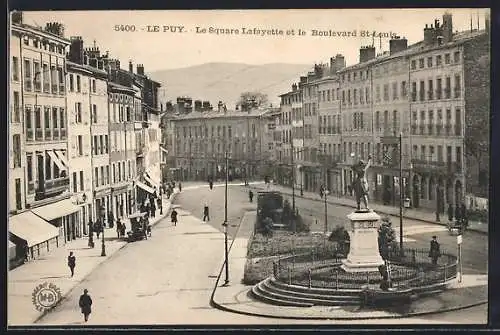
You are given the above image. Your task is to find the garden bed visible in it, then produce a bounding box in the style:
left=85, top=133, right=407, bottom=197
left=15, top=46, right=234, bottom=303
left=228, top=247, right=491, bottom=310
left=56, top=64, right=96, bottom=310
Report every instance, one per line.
left=243, top=230, right=338, bottom=285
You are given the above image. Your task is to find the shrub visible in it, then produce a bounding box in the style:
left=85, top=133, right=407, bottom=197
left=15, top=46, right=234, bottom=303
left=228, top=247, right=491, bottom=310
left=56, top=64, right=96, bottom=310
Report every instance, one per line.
left=467, top=209, right=488, bottom=222
left=328, top=225, right=350, bottom=256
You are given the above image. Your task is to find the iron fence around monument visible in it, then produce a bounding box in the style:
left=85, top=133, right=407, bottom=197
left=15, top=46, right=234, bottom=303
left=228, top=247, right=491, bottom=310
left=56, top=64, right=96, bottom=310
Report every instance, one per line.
left=273, top=247, right=458, bottom=290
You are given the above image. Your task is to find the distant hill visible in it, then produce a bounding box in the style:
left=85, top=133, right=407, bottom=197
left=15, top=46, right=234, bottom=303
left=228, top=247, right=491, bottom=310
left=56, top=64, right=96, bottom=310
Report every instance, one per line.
left=149, top=62, right=312, bottom=108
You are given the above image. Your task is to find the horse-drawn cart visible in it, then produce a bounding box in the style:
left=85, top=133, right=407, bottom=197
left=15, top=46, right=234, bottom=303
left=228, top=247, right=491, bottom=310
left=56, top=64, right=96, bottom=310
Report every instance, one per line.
left=126, top=212, right=148, bottom=242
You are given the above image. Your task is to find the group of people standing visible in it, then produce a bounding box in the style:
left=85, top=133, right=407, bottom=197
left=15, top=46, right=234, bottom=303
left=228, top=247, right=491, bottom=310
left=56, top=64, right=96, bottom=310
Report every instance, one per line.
left=447, top=203, right=469, bottom=228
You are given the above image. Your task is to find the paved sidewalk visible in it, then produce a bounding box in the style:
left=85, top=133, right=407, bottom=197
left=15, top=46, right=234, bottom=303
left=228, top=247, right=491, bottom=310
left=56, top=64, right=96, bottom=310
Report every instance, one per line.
left=8, top=191, right=178, bottom=326
left=210, top=209, right=487, bottom=321
left=248, top=183, right=488, bottom=235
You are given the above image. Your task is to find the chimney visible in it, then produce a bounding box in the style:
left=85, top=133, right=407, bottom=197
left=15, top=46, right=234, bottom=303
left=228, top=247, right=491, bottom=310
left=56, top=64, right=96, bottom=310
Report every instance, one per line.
left=300, top=76, right=307, bottom=84
left=194, top=100, right=202, bottom=112
left=136, top=64, right=144, bottom=76
left=423, top=23, right=435, bottom=45
left=129, top=60, right=133, bottom=73
left=12, top=11, right=23, bottom=24
left=359, top=46, right=376, bottom=63
left=45, top=22, right=65, bottom=37
left=442, top=12, right=453, bottom=43
left=217, top=101, right=223, bottom=113
left=334, top=54, right=346, bottom=71
left=389, top=36, right=408, bottom=55
left=69, top=36, right=84, bottom=65
left=292, top=83, right=297, bottom=91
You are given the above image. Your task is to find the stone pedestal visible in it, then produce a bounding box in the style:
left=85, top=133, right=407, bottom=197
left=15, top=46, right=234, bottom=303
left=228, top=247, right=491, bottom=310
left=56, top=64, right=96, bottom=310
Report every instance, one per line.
left=341, top=209, right=385, bottom=273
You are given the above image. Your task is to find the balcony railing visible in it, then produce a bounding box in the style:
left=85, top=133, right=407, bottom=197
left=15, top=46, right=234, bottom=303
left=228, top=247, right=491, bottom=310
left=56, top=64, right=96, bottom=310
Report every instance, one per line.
left=53, top=129, right=59, bottom=140
left=444, top=88, right=451, bottom=99
left=34, top=81, right=42, bottom=92
left=27, top=129, right=34, bottom=141
left=43, top=176, right=70, bottom=195
left=455, top=125, right=462, bottom=136
left=454, top=88, right=461, bottom=98
left=25, top=80, right=32, bottom=91
left=427, top=124, right=434, bottom=135
left=45, top=128, right=51, bottom=140
left=445, top=124, right=452, bottom=136
left=35, top=129, right=43, bottom=140
left=60, top=128, right=67, bottom=139
left=51, top=84, right=57, bottom=94
left=59, top=84, right=65, bottom=94
left=435, top=90, right=442, bottom=99
left=43, top=83, right=50, bottom=93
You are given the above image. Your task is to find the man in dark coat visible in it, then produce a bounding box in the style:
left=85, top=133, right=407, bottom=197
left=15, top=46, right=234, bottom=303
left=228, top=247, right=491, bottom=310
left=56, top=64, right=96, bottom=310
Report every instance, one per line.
left=249, top=190, right=254, bottom=203
left=171, top=209, right=178, bottom=226
left=429, top=236, right=440, bottom=265
left=68, top=252, right=76, bottom=277
left=79, top=289, right=92, bottom=322
left=178, top=182, right=182, bottom=192
left=461, top=203, right=468, bottom=228
left=447, top=203, right=454, bottom=222
left=95, top=219, right=101, bottom=239
left=203, top=204, right=210, bottom=222
left=455, top=203, right=461, bottom=225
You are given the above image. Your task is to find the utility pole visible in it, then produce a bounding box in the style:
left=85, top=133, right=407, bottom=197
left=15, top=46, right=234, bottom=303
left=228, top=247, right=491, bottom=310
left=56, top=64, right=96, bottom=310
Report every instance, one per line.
left=291, top=133, right=296, bottom=213
left=222, top=151, right=229, bottom=285
left=399, top=132, right=404, bottom=255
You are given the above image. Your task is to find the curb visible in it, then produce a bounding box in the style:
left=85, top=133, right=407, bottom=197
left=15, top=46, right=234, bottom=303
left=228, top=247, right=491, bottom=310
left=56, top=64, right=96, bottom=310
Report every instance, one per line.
left=209, top=211, right=253, bottom=310
left=32, top=197, right=177, bottom=325
left=247, top=185, right=487, bottom=235
left=209, top=194, right=487, bottom=320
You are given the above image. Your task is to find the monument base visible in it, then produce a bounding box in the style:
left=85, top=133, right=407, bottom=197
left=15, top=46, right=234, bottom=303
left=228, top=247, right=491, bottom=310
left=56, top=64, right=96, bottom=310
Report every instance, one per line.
left=341, top=257, right=385, bottom=273
left=342, top=209, right=385, bottom=273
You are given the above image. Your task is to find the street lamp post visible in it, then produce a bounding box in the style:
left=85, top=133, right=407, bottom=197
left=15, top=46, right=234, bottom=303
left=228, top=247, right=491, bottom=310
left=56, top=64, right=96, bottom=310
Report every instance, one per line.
left=324, top=189, right=329, bottom=234
left=222, top=151, right=230, bottom=285
left=399, top=132, right=404, bottom=255
left=100, top=205, right=106, bottom=257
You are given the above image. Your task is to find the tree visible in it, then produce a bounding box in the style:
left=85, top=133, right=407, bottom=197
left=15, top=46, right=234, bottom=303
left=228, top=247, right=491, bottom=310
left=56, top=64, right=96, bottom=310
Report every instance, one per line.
left=237, top=92, right=268, bottom=112
left=378, top=217, right=397, bottom=259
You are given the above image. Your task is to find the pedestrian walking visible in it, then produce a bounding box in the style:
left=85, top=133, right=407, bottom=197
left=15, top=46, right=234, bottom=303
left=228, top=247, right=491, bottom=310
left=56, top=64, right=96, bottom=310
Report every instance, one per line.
left=95, top=220, right=101, bottom=239
left=203, top=204, right=210, bottom=222
left=171, top=209, right=178, bottom=226
left=159, top=199, right=163, bottom=215
left=178, top=182, right=182, bottom=192
left=249, top=190, right=254, bottom=203
left=116, top=218, right=122, bottom=238
left=428, top=235, right=440, bottom=265
left=79, top=289, right=92, bottom=322
left=447, top=203, right=454, bottom=222
left=461, top=203, right=468, bottom=228
left=23, top=242, right=30, bottom=263
left=120, top=221, right=126, bottom=237
left=150, top=200, right=156, bottom=218
left=455, top=203, right=461, bottom=225
left=68, top=252, right=76, bottom=277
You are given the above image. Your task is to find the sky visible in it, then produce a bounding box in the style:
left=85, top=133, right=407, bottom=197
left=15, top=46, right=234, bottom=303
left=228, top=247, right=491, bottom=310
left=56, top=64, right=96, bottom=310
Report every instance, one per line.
left=22, top=9, right=489, bottom=74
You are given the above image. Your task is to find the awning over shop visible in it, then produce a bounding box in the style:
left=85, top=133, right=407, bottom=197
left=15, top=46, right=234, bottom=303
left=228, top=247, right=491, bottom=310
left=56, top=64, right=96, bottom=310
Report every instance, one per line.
left=31, top=198, right=81, bottom=221
left=9, top=240, right=16, bottom=260
left=47, top=150, right=66, bottom=171
left=9, top=212, right=59, bottom=247
left=143, top=174, right=158, bottom=189
left=146, top=169, right=161, bottom=186
left=136, top=180, right=155, bottom=194
left=54, top=150, right=69, bottom=167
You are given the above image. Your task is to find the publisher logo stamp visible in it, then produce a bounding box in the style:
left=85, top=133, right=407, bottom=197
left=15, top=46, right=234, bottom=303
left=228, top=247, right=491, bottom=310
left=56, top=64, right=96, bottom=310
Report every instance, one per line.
left=32, top=282, right=62, bottom=312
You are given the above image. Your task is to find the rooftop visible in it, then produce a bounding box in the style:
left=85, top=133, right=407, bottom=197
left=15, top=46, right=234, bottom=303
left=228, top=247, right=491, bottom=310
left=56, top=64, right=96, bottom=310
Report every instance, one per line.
left=172, top=108, right=275, bottom=121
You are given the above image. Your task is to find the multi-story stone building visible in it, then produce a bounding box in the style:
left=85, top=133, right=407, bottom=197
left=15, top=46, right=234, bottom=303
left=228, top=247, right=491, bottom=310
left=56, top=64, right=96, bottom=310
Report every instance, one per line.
left=276, top=87, right=297, bottom=186
left=168, top=107, right=275, bottom=181
left=276, top=11, right=490, bottom=213
left=317, top=55, right=344, bottom=196
left=9, top=18, right=79, bottom=259
left=66, top=37, right=109, bottom=234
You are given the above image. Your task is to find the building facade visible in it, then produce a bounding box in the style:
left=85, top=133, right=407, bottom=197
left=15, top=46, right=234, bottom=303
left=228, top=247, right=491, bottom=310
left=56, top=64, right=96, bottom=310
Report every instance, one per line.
left=276, top=12, right=490, bottom=213
left=9, top=20, right=81, bottom=260
left=168, top=108, right=275, bottom=182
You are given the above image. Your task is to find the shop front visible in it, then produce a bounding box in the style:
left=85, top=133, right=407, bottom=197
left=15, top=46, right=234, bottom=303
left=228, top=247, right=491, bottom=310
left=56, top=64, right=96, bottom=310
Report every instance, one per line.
left=31, top=198, right=83, bottom=243
left=9, top=211, right=60, bottom=261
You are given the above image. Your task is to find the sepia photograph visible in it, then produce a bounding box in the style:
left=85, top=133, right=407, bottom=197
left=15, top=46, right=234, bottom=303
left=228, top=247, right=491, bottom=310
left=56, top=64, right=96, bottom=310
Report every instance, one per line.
left=7, top=8, right=490, bottom=327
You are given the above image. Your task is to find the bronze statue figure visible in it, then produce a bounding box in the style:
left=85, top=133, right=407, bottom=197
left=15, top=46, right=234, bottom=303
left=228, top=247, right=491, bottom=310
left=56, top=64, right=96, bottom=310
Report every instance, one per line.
left=350, top=155, right=372, bottom=210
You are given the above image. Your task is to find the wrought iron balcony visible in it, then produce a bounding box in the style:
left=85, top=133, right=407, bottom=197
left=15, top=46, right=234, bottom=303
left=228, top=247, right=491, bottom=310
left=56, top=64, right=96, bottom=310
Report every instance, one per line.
left=37, top=176, right=70, bottom=198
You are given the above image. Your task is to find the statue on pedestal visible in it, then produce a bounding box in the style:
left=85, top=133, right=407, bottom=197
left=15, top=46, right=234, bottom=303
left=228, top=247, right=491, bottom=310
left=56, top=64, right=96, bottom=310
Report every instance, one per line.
left=350, top=155, right=372, bottom=211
